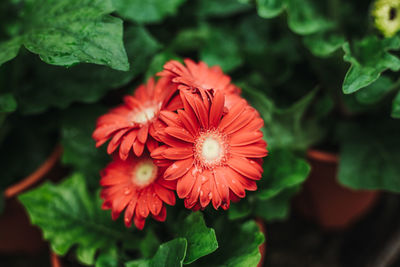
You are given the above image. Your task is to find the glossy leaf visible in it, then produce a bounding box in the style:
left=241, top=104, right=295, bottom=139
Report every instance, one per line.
left=113, top=0, right=186, bottom=24
left=197, top=0, right=253, bottom=18
left=256, top=0, right=286, bottom=18
left=257, top=150, right=310, bottom=200
left=194, top=219, right=264, bottom=267
left=179, top=212, right=218, bottom=264
left=342, top=35, right=400, bottom=94
left=0, top=0, right=129, bottom=71
left=303, top=32, right=345, bottom=57
left=125, top=238, right=187, bottom=267
left=355, top=76, right=395, bottom=105
left=19, top=173, right=138, bottom=265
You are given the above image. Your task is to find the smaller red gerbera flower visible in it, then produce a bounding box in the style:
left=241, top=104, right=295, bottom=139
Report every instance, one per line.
left=92, top=77, right=180, bottom=160
left=100, top=154, right=176, bottom=230
left=158, top=59, right=242, bottom=108
left=151, top=90, right=267, bottom=211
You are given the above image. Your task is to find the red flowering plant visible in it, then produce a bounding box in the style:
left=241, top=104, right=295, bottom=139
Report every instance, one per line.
left=3, top=0, right=400, bottom=266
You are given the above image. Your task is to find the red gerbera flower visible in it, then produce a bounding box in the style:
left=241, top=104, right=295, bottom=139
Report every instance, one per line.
left=92, top=77, right=180, bottom=160
left=158, top=59, right=242, bottom=108
left=100, top=154, right=176, bottom=230
left=151, top=90, right=267, bottom=210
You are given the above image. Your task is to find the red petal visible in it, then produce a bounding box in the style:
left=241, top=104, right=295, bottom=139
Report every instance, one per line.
left=107, top=128, right=129, bottom=154
left=162, top=146, right=193, bottom=160
left=136, top=195, right=149, bottom=218
left=124, top=198, right=138, bottom=227
left=146, top=136, right=158, bottom=152
left=230, top=142, right=268, bottom=158
left=119, top=130, right=137, bottom=160
left=224, top=109, right=256, bottom=135
left=230, top=131, right=263, bottom=146
left=228, top=156, right=262, bottom=180
left=218, top=99, right=246, bottom=131
left=152, top=206, right=167, bottom=222
left=159, top=110, right=182, bottom=127
left=164, top=158, right=194, bottom=180
left=133, top=140, right=145, bottom=157
left=154, top=184, right=175, bottom=205
left=165, top=127, right=194, bottom=143
left=177, top=171, right=196, bottom=199
left=134, top=216, right=145, bottom=230
left=209, top=90, right=225, bottom=128
left=137, top=125, right=149, bottom=144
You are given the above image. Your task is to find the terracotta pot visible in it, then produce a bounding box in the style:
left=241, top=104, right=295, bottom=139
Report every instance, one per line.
left=294, top=149, right=380, bottom=230
left=0, top=146, right=62, bottom=259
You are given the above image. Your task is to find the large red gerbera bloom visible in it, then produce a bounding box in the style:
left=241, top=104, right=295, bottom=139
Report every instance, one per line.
left=100, top=154, right=176, bottom=230
left=158, top=59, right=242, bottom=108
left=92, top=77, right=180, bottom=160
left=151, top=90, right=267, bottom=210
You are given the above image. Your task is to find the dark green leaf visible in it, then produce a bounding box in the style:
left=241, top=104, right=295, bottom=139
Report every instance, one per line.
left=355, top=76, right=395, bottom=105
left=126, top=238, right=187, bottom=267
left=1, top=0, right=129, bottom=71
left=303, top=32, right=345, bottom=57
left=392, top=91, right=400, bottom=118
left=200, top=27, right=243, bottom=72
left=0, top=93, right=17, bottom=113
left=19, top=173, right=139, bottom=265
left=113, top=0, right=186, bottom=24
left=338, top=123, right=400, bottom=191
left=61, top=105, right=109, bottom=187
left=179, top=212, right=218, bottom=264
left=243, top=86, right=322, bottom=151
left=286, top=0, right=333, bottom=35
left=197, top=0, right=253, bottom=18
left=256, top=0, right=286, bottom=18
left=342, top=35, right=400, bottom=94
left=0, top=38, right=21, bottom=66
left=195, top=220, right=264, bottom=267
left=258, top=150, right=310, bottom=200
left=254, top=187, right=300, bottom=221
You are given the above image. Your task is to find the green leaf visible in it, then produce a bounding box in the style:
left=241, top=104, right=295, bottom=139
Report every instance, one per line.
left=254, top=187, right=300, bottom=221
left=200, top=27, right=243, bottom=72
left=172, top=25, right=243, bottom=72
left=256, top=0, right=286, bottom=18
left=0, top=93, right=17, bottom=113
left=355, top=76, right=395, bottom=105
left=0, top=37, right=22, bottom=66
left=1, top=0, right=129, bottom=71
left=61, top=105, right=109, bottom=187
left=195, top=220, right=264, bottom=267
left=303, top=32, right=345, bottom=57
left=125, top=26, right=162, bottom=77
left=19, top=173, right=138, bottom=265
left=256, top=0, right=332, bottom=35
left=197, top=0, right=253, bottom=18
left=286, top=0, right=333, bottom=35
left=113, top=0, right=186, bottom=24
left=342, top=35, right=400, bottom=94
left=145, top=51, right=180, bottom=79
left=11, top=25, right=159, bottom=115
left=258, top=150, right=310, bottom=200
left=392, top=91, right=400, bottom=118
left=179, top=212, right=218, bottom=264
left=126, top=238, right=187, bottom=267
left=243, top=86, right=322, bottom=151
left=338, top=123, right=400, bottom=192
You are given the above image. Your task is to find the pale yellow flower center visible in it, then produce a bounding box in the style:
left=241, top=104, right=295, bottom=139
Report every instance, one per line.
left=133, top=160, right=157, bottom=187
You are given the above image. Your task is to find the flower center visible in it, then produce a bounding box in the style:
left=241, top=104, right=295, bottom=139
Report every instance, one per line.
left=133, top=107, right=156, bottom=124
left=132, top=160, right=158, bottom=187
left=195, top=130, right=228, bottom=168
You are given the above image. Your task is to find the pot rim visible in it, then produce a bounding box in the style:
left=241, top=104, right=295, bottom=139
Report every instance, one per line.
left=307, top=149, right=338, bottom=164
